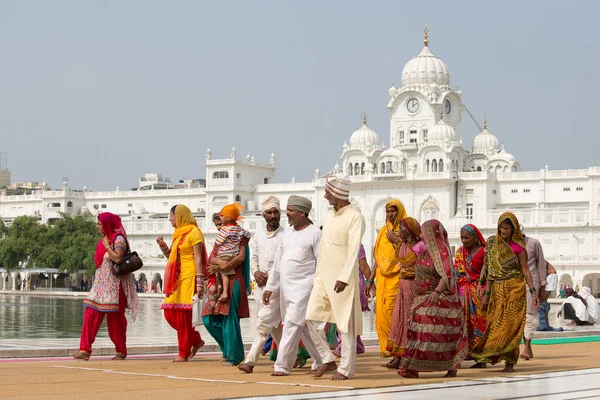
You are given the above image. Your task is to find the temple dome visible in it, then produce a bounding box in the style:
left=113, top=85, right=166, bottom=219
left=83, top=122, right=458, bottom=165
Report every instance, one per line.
left=401, top=29, right=450, bottom=87
left=349, top=115, right=379, bottom=148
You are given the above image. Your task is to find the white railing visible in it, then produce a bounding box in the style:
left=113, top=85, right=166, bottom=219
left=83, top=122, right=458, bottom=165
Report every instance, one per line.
left=485, top=209, right=589, bottom=227
left=496, top=171, right=541, bottom=181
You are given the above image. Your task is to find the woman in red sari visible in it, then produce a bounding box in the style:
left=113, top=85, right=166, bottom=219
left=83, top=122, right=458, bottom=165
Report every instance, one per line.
left=385, top=217, right=425, bottom=369
left=398, top=219, right=468, bottom=379
left=455, top=224, right=487, bottom=368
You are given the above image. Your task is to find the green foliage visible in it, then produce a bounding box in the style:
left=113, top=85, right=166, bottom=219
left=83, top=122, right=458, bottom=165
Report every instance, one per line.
left=0, top=212, right=99, bottom=273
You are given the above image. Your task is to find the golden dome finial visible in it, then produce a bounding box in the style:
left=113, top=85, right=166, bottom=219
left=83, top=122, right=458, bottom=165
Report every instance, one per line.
left=424, top=24, right=429, bottom=46
left=484, top=114, right=487, bottom=130
left=362, top=111, right=368, bottom=125
left=440, top=107, right=444, bottom=120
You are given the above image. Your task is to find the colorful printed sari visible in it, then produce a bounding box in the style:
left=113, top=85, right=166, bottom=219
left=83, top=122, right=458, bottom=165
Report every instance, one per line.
left=387, top=217, right=423, bottom=357
left=400, top=220, right=468, bottom=373
left=373, top=199, right=407, bottom=357
left=471, top=212, right=527, bottom=366
left=455, top=224, right=487, bottom=353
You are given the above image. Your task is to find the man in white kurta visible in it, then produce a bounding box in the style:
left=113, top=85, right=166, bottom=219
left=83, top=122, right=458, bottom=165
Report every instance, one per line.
left=263, top=195, right=331, bottom=376
left=306, top=175, right=366, bottom=380
left=238, top=196, right=284, bottom=373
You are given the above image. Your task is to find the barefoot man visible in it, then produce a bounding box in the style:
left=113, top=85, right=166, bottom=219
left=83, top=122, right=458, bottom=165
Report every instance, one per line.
left=306, top=175, right=366, bottom=380
left=521, top=234, right=546, bottom=360
left=238, top=196, right=285, bottom=373
left=262, top=195, right=329, bottom=376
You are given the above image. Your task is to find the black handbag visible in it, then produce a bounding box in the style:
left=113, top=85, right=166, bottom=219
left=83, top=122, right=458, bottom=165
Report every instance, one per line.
left=110, top=235, right=144, bottom=276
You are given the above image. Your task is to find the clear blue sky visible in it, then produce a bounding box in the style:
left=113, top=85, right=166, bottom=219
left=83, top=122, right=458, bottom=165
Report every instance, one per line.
left=1, top=1, right=598, bottom=190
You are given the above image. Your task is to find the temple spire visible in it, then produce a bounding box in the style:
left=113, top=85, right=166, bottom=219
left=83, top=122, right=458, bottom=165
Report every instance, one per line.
left=424, top=24, right=429, bottom=46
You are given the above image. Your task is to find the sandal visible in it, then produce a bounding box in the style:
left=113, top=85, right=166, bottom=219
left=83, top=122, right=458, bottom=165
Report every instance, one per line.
left=73, top=350, right=90, bottom=361
left=112, top=352, right=127, bottom=360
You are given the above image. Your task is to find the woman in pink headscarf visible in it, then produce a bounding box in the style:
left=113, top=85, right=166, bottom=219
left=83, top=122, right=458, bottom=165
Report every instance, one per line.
left=73, top=212, right=139, bottom=361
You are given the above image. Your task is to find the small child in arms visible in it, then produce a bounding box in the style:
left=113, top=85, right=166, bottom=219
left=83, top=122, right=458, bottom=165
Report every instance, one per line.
left=211, top=203, right=250, bottom=302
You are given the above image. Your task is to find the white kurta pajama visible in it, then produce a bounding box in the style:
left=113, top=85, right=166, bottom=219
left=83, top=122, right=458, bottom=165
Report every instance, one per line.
left=306, top=204, right=366, bottom=378
left=265, top=225, right=330, bottom=374
left=243, top=226, right=284, bottom=367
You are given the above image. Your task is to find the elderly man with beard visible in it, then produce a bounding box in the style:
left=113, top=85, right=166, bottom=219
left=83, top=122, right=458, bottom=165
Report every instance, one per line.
left=237, top=196, right=285, bottom=373
left=306, top=175, right=366, bottom=380
left=262, top=195, right=329, bottom=376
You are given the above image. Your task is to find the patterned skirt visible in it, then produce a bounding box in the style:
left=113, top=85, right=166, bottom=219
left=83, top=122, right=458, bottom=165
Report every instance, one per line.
left=400, top=291, right=468, bottom=372
left=470, top=276, right=526, bottom=365
left=457, top=279, right=487, bottom=353
left=386, top=278, right=415, bottom=357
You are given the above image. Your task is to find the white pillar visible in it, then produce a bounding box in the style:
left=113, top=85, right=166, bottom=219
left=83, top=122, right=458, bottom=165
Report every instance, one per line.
left=0, top=272, right=4, bottom=290
left=11, top=274, right=17, bottom=291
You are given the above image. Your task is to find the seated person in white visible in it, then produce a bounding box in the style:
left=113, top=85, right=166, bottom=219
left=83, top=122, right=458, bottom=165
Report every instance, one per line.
left=557, top=288, right=590, bottom=326
left=578, top=286, right=599, bottom=325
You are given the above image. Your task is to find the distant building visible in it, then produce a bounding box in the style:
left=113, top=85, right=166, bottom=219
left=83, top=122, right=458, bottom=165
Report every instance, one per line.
left=0, top=29, right=599, bottom=297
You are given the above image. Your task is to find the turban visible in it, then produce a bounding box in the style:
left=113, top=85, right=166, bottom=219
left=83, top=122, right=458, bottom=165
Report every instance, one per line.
left=261, top=196, right=281, bottom=214
left=325, top=174, right=351, bottom=201
left=287, top=195, right=312, bottom=214
left=220, top=202, right=244, bottom=222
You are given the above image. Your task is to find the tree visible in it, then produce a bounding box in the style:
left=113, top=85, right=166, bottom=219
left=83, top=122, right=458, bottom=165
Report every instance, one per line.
left=0, top=216, right=47, bottom=271
left=39, top=212, right=99, bottom=274
left=0, top=212, right=99, bottom=273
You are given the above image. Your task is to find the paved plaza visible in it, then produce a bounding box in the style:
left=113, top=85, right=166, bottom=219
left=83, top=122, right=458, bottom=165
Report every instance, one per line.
left=1, top=340, right=599, bottom=399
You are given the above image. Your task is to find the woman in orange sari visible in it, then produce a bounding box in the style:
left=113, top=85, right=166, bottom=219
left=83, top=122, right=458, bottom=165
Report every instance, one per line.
left=398, top=220, right=468, bottom=379
left=365, top=199, right=407, bottom=358
left=385, top=217, right=425, bottom=369
left=455, top=224, right=487, bottom=367
left=471, top=212, right=539, bottom=373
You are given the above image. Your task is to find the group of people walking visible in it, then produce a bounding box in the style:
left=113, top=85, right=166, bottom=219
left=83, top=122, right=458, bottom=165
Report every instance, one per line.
left=71, top=174, right=596, bottom=380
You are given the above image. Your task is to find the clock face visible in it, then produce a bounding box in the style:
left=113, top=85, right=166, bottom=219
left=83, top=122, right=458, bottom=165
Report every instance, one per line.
left=444, top=99, right=452, bottom=114
left=407, top=98, right=419, bottom=113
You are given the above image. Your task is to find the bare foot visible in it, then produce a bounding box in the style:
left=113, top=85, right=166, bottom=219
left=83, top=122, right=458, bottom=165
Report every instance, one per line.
left=470, top=362, right=487, bottom=369
left=173, top=356, right=188, bottom=362
left=519, top=353, right=531, bottom=360
left=73, top=350, right=90, bottom=361
left=443, top=369, right=457, bottom=378
left=499, top=363, right=515, bottom=373
left=382, top=357, right=401, bottom=369
left=190, top=340, right=205, bottom=359
left=398, top=369, right=419, bottom=379
left=311, top=362, right=337, bottom=377
left=271, top=371, right=290, bottom=376
left=237, top=363, right=254, bottom=373
left=219, top=357, right=227, bottom=363
left=112, top=352, right=126, bottom=361
left=331, top=372, right=348, bottom=380
left=222, top=362, right=237, bottom=367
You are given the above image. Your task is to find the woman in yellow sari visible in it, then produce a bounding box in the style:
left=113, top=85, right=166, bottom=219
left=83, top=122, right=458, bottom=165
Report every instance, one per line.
left=471, top=212, right=539, bottom=372
left=157, top=205, right=207, bottom=362
left=365, top=199, right=407, bottom=358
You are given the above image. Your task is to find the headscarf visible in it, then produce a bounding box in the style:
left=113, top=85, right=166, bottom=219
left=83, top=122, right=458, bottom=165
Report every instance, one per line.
left=401, top=217, right=422, bottom=240
left=163, top=204, right=207, bottom=297
left=421, top=219, right=456, bottom=293
left=287, top=195, right=312, bottom=214
left=373, top=199, right=407, bottom=276
left=325, top=174, right=351, bottom=200
left=461, top=224, right=486, bottom=246
left=579, top=286, right=592, bottom=298
left=261, top=196, right=280, bottom=214
left=487, top=212, right=527, bottom=280
left=220, top=202, right=244, bottom=222
left=397, top=217, right=421, bottom=279
left=94, top=212, right=128, bottom=268
left=456, top=224, right=486, bottom=281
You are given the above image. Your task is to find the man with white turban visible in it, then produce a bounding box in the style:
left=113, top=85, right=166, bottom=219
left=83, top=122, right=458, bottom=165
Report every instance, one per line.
left=306, top=175, right=366, bottom=380
left=238, top=196, right=284, bottom=373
